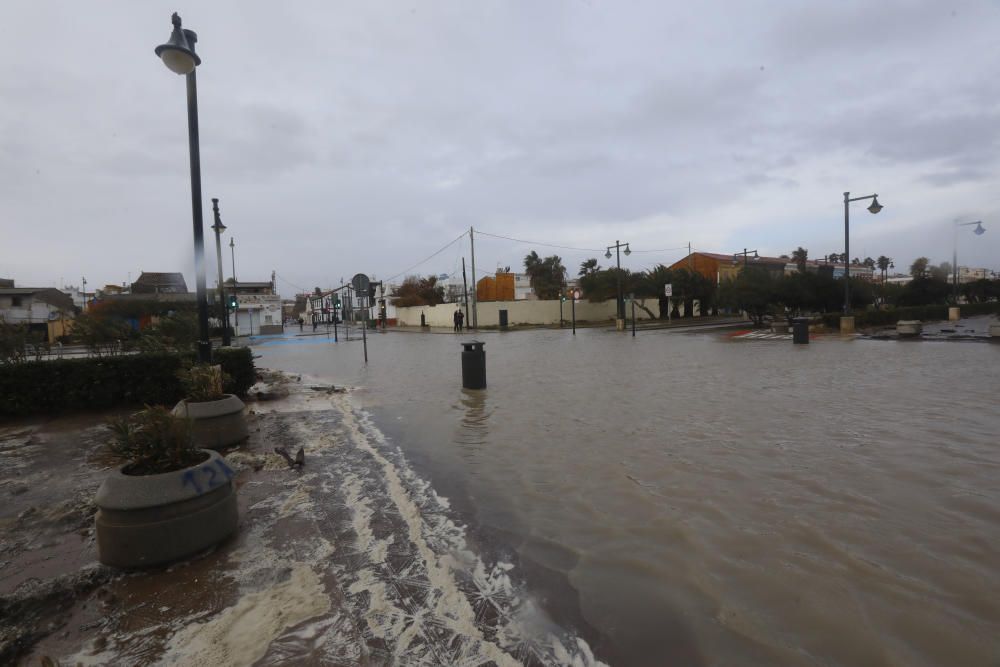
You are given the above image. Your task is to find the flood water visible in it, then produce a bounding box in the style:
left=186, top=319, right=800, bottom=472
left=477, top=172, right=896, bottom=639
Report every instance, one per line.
left=254, top=325, right=1000, bottom=666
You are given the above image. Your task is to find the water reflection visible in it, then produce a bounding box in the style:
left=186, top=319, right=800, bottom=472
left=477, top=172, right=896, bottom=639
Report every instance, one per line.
left=454, top=388, right=491, bottom=450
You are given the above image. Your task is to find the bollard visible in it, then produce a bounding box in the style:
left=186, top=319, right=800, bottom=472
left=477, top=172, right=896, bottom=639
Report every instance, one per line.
left=499, top=309, right=508, bottom=329
left=420, top=312, right=427, bottom=327
left=461, top=341, right=486, bottom=389
left=792, top=318, right=809, bottom=344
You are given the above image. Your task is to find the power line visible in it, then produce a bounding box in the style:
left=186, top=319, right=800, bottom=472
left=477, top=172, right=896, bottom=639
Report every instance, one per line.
left=274, top=272, right=310, bottom=293
left=385, top=230, right=469, bottom=282
left=475, top=229, right=604, bottom=253
left=629, top=245, right=689, bottom=254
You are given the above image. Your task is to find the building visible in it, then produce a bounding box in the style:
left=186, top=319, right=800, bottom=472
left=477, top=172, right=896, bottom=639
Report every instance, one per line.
left=131, top=272, right=189, bottom=294
left=227, top=278, right=283, bottom=336
left=0, top=285, right=76, bottom=342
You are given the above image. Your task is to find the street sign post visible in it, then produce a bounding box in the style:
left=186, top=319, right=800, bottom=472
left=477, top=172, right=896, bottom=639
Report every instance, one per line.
left=665, top=283, right=673, bottom=324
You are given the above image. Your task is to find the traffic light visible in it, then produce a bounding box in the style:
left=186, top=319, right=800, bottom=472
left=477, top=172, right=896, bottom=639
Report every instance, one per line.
left=228, top=295, right=238, bottom=309
left=334, top=295, right=342, bottom=309
left=560, top=293, right=566, bottom=302
left=368, top=285, right=377, bottom=300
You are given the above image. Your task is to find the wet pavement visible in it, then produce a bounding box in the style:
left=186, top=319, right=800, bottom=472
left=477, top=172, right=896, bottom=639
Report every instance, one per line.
left=0, top=373, right=605, bottom=666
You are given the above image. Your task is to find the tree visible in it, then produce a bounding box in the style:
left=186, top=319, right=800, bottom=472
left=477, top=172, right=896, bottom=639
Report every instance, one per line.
left=390, top=275, right=445, bottom=307
left=578, top=258, right=601, bottom=277
left=717, top=267, right=775, bottom=327
left=931, top=261, right=952, bottom=282
left=909, top=257, right=930, bottom=279
left=876, top=255, right=891, bottom=276
left=523, top=251, right=566, bottom=299
left=791, top=247, right=808, bottom=273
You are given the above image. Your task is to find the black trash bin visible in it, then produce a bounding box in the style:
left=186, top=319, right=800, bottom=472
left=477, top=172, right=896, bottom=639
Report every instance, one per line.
left=792, top=317, right=810, bottom=344
left=498, top=310, right=508, bottom=329
left=461, top=341, right=486, bottom=389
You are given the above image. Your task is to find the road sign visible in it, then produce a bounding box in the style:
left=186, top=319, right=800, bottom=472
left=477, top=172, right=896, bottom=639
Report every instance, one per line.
left=573, top=289, right=581, bottom=300
left=351, top=273, right=370, bottom=295
left=664, top=283, right=673, bottom=297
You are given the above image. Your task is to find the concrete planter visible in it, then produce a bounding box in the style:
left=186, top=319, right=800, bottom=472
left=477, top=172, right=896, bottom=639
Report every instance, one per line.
left=95, top=449, right=238, bottom=568
left=989, top=323, right=1000, bottom=340
left=897, top=320, right=923, bottom=337
left=173, top=394, right=248, bottom=450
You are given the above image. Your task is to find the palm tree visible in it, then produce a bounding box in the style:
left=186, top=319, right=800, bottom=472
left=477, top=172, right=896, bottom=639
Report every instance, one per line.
left=791, top=247, right=808, bottom=273
left=578, top=258, right=600, bottom=277
left=876, top=255, right=891, bottom=283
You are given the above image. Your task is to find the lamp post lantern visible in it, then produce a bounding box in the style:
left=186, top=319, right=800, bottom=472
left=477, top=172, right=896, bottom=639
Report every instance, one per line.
left=156, top=12, right=211, bottom=362
left=842, top=191, right=883, bottom=314
left=211, top=198, right=230, bottom=346
left=953, top=221, right=986, bottom=301
left=605, top=240, right=631, bottom=322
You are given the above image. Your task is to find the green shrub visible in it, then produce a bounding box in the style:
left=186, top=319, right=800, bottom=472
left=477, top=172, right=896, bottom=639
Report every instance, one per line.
left=0, top=345, right=256, bottom=416
left=821, top=301, right=1000, bottom=329
left=107, top=406, right=204, bottom=474
left=214, top=347, right=256, bottom=397
left=177, top=364, right=228, bottom=402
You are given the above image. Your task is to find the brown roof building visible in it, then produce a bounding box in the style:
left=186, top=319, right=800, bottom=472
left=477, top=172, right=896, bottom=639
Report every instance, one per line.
left=131, top=272, right=188, bottom=294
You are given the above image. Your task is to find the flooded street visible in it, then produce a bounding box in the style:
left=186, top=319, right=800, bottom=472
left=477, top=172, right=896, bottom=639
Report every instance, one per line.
left=254, top=326, right=1000, bottom=666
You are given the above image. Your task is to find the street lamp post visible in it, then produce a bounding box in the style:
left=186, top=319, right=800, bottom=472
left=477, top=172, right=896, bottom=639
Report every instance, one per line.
left=156, top=12, right=211, bottom=362
left=81, top=277, right=87, bottom=312
left=229, top=237, right=238, bottom=337
left=211, top=198, right=230, bottom=346
left=842, top=191, right=883, bottom=314
left=605, top=240, right=631, bottom=322
left=952, top=221, right=986, bottom=301
left=733, top=248, right=758, bottom=268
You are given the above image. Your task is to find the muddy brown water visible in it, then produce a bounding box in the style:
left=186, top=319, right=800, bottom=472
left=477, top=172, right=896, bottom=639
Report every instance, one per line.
left=254, top=325, right=1000, bottom=666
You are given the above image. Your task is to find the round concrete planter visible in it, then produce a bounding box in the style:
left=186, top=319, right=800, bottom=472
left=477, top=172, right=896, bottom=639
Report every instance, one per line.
left=95, top=449, right=238, bottom=568
left=172, top=394, right=248, bottom=450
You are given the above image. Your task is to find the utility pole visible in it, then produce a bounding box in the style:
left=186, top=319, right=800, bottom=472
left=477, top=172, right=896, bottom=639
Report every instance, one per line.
left=688, top=242, right=692, bottom=271
left=210, top=198, right=230, bottom=346
left=462, top=256, right=470, bottom=326
left=470, top=226, right=478, bottom=328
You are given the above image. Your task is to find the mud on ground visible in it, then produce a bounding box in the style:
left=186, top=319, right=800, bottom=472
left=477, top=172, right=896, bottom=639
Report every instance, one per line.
left=1, top=371, right=604, bottom=666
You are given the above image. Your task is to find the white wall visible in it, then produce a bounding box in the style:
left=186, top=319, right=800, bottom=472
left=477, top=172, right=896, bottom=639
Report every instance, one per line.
left=395, top=298, right=686, bottom=327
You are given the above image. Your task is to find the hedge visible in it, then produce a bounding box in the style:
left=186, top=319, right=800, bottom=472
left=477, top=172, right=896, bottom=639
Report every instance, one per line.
left=0, top=347, right=256, bottom=417
left=821, top=301, right=1000, bottom=329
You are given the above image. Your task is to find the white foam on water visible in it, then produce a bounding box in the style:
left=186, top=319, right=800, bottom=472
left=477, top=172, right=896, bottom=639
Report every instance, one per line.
left=155, top=564, right=331, bottom=667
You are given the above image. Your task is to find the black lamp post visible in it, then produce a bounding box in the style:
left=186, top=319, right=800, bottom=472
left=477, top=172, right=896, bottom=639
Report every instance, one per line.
left=605, top=240, right=631, bottom=321
left=953, top=221, right=986, bottom=301
left=229, top=237, right=239, bottom=336
left=842, top=191, right=883, bottom=314
left=156, top=12, right=211, bottom=362
left=211, top=198, right=230, bottom=346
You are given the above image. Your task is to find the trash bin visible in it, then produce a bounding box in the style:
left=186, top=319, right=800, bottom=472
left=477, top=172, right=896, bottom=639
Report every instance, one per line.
left=792, top=317, right=809, bottom=344
left=461, top=341, right=486, bottom=389
left=498, top=309, right=508, bottom=329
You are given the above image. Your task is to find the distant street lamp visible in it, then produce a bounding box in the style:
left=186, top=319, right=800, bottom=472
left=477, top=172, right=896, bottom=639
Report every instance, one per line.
left=605, top=240, right=631, bottom=321
left=81, top=276, right=87, bottom=312
left=842, top=191, right=883, bottom=313
left=953, top=220, right=986, bottom=300
left=211, top=198, right=230, bottom=346
left=156, top=12, right=211, bottom=362
left=732, top=248, right=758, bottom=268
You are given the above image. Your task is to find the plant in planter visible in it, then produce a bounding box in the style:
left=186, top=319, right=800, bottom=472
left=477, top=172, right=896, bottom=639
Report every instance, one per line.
left=95, top=406, right=239, bottom=568
left=172, top=363, right=249, bottom=450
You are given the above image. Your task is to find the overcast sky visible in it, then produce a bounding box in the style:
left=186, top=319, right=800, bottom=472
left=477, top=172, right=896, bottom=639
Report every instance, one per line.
left=3, top=1, right=999, bottom=296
